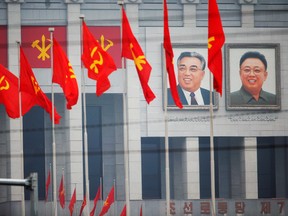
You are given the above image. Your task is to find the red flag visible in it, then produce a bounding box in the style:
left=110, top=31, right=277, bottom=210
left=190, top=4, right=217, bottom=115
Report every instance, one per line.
left=52, top=36, right=79, bottom=109
left=81, top=21, right=117, bottom=96
left=19, top=46, right=61, bottom=124
left=99, top=186, right=114, bottom=216
left=79, top=195, right=86, bottom=216
left=0, top=64, right=20, bottom=118
left=58, top=174, right=65, bottom=209
left=45, top=169, right=51, bottom=202
left=90, top=186, right=101, bottom=216
left=163, top=0, right=183, bottom=109
left=69, top=188, right=76, bottom=216
left=120, top=204, right=126, bottom=216
left=121, top=7, right=156, bottom=104
left=208, top=0, right=225, bottom=95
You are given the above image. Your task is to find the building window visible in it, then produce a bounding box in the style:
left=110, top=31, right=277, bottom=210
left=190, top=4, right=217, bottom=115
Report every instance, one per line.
left=141, top=137, right=162, bottom=199
left=83, top=104, right=102, bottom=200
left=23, top=106, right=46, bottom=200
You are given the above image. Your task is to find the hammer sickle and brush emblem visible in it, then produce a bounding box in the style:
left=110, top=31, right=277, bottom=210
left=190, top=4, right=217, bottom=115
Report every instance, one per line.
left=0, top=76, right=9, bottom=91
left=130, top=43, right=146, bottom=71
left=32, top=35, right=51, bottom=61
left=89, top=47, right=103, bottom=74
left=208, top=36, right=215, bottom=49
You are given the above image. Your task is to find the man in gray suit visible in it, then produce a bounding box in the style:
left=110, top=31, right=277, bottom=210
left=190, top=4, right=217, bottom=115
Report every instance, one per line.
left=230, top=51, right=276, bottom=105
left=167, top=51, right=212, bottom=106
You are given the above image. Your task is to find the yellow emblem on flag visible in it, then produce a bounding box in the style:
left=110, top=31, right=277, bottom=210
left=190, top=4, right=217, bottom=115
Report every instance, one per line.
left=89, top=46, right=104, bottom=74
left=0, top=75, right=9, bottom=91
left=31, top=35, right=51, bottom=61
left=130, top=43, right=146, bottom=71
left=208, top=36, right=215, bottom=49
left=31, top=76, right=41, bottom=94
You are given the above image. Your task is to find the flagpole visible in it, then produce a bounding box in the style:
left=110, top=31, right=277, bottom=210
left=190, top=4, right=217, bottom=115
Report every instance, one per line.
left=163, top=57, right=170, bottom=216
left=163, top=1, right=171, bottom=214
left=49, top=27, right=58, bottom=216
left=16, top=41, right=25, bottom=216
left=61, top=168, right=65, bottom=216
left=118, top=1, right=131, bottom=216
left=209, top=72, right=216, bottom=216
left=162, top=0, right=173, bottom=214
left=113, top=178, right=116, bottom=216
left=79, top=15, right=90, bottom=216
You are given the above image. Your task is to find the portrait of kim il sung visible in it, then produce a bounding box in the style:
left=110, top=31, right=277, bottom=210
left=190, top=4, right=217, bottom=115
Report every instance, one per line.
left=225, top=43, right=281, bottom=110
left=165, top=44, right=218, bottom=110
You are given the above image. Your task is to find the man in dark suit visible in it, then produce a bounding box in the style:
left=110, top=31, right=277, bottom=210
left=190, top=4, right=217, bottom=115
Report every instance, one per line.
left=167, top=51, right=213, bottom=106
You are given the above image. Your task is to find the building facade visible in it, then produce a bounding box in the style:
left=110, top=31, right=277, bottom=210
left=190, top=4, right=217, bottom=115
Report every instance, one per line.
left=0, top=0, right=288, bottom=215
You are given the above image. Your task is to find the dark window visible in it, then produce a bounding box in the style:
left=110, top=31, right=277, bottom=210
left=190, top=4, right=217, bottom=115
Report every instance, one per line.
left=257, top=137, right=276, bottom=198
left=141, top=137, right=162, bottom=199
left=199, top=137, right=211, bottom=199
left=23, top=106, right=46, bottom=200
left=83, top=105, right=102, bottom=200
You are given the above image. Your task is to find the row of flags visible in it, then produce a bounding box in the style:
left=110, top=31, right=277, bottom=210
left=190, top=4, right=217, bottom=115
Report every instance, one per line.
left=0, top=1, right=225, bottom=121
left=45, top=169, right=142, bottom=216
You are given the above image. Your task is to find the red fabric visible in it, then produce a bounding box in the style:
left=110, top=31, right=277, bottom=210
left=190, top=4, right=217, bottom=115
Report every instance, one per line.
left=52, top=36, right=79, bottom=109
left=20, top=46, right=61, bottom=124
left=79, top=195, right=86, bottom=216
left=45, top=169, right=51, bottom=202
left=120, top=204, right=126, bottom=216
left=69, top=188, right=76, bottom=216
left=208, top=0, right=225, bottom=95
left=81, top=21, right=117, bottom=96
left=121, top=7, right=156, bottom=104
left=163, top=0, right=183, bottom=109
left=58, top=175, right=65, bottom=209
left=0, top=64, right=20, bottom=118
left=90, top=186, right=101, bottom=216
left=99, top=186, right=115, bottom=216
left=140, top=205, right=142, bottom=216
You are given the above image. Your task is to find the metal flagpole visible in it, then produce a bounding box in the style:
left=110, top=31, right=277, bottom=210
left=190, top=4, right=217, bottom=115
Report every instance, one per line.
left=209, top=72, right=216, bottom=216
left=49, top=27, right=58, bottom=216
left=79, top=15, right=90, bottom=215
left=162, top=49, right=170, bottom=216
left=118, top=1, right=130, bottom=215
left=16, top=41, right=25, bottom=216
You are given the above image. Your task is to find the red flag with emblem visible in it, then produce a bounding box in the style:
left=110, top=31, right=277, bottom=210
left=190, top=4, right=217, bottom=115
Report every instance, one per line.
left=208, top=0, right=225, bottom=95
left=20, top=46, right=61, bottom=124
left=163, top=0, right=183, bottom=109
left=58, top=174, right=65, bottom=209
left=90, top=185, right=101, bottom=216
left=121, top=7, right=156, bottom=104
left=69, top=188, right=76, bottom=216
left=79, top=195, right=86, bottom=216
left=45, top=169, right=51, bottom=202
left=81, top=21, right=117, bottom=96
left=52, top=36, right=79, bottom=109
left=0, top=64, right=20, bottom=118
left=99, top=185, right=114, bottom=216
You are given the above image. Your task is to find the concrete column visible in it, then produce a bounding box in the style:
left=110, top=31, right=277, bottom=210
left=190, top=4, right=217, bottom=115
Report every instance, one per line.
left=239, top=0, right=257, bottom=28
left=125, top=2, right=142, bottom=200
left=183, top=137, right=200, bottom=199
left=65, top=1, right=84, bottom=199
left=6, top=0, right=23, bottom=212
left=242, top=137, right=258, bottom=199
left=180, top=0, right=199, bottom=28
